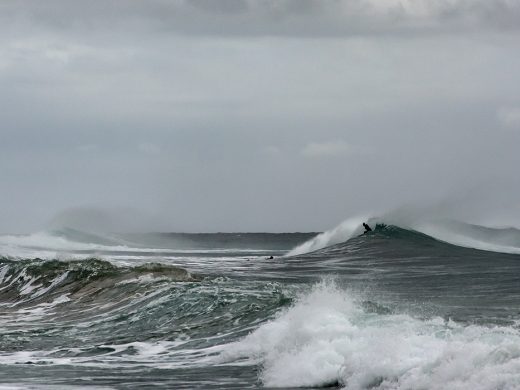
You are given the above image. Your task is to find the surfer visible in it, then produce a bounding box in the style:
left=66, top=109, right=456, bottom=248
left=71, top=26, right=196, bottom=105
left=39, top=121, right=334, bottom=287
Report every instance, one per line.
left=363, top=222, right=372, bottom=234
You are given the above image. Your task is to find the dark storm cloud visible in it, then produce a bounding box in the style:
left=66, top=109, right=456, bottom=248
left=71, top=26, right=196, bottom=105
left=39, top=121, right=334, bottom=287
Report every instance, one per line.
left=2, top=0, right=520, bottom=38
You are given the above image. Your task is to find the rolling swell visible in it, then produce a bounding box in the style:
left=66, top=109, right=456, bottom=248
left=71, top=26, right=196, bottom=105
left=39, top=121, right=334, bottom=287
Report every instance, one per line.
left=0, top=258, right=198, bottom=308
left=0, top=256, right=293, bottom=386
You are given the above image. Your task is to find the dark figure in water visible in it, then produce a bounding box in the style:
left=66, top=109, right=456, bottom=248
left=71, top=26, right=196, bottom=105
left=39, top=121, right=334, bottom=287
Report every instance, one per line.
left=363, top=222, right=372, bottom=233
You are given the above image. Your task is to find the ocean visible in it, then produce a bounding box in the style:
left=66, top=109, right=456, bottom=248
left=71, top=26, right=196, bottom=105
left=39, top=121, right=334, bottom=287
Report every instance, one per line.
left=1, top=219, right=520, bottom=389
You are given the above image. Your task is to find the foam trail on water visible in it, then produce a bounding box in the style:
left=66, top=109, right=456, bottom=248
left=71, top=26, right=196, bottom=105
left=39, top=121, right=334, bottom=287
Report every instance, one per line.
left=220, top=280, right=520, bottom=389
left=287, top=216, right=367, bottom=256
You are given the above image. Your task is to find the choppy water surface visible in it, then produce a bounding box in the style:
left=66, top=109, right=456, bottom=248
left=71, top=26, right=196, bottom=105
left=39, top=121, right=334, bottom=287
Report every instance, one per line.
left=2, top=224, right=520, bottom=389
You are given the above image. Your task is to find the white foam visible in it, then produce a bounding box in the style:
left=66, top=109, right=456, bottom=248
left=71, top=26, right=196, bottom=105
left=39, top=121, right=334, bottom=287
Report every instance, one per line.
left=115, top=274, right=157, bottom=285
left=18, top=276, right=41, bottom=296
left=219, top=280, right=520, bottom=389
left=0, top=268, right=31, bottom=294
left=0, top=265, right=9, bottom=284
left=0, top=339, right=202, bottom=369
left=0, top=294, right=72, bottom=325
left=30, top=271, right=70, bottom=299
left=287, top=216, right=367, bottom=256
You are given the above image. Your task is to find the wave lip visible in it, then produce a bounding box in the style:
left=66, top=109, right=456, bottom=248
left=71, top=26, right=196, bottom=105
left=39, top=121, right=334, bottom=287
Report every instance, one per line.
left=220, top=280, right=520, bottom=389
left=287, top=216, right=367, bottom=256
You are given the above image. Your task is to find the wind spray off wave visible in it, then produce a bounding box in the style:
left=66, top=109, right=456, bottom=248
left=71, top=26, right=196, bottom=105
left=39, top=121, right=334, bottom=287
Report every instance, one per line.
left=287, top=216, right=368, bottom=256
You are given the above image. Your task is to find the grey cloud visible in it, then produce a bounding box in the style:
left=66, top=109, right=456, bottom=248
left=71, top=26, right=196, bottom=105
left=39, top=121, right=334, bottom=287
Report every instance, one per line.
left=2, top=0, right=520, bottom=38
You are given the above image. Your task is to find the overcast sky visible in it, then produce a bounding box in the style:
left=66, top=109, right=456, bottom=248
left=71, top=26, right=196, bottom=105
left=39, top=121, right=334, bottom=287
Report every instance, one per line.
left=1, top=0, right=520, bottom=233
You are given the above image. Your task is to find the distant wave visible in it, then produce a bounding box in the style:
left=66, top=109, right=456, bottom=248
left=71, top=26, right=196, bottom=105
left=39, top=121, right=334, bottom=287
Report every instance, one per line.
left=0, top=228, right=314, bottom=261
left=288, top=217, right=520, bottom=256
left=0, top=230, right=138, bottom=253
left=0, top=229, right=189, bottom=260
left=50, top=227, right=131, bottom=246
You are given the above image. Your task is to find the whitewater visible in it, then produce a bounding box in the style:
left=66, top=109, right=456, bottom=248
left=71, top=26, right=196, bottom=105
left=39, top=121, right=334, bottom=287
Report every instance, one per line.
left=2, top=219, right=520, bottom=389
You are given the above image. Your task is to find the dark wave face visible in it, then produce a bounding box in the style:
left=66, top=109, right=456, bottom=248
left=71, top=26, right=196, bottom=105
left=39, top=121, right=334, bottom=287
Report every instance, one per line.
left=2, top=225, right=520, bottom=389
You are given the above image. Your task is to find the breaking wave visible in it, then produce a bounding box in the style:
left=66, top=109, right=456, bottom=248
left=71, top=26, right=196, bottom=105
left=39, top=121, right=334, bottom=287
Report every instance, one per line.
left=220, top=280, right=520, bottom=389
left=287, top=216, right=368, bottom=256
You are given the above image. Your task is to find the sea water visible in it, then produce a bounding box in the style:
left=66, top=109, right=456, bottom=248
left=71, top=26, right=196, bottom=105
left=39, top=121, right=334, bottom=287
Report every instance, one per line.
left=1, top=223, right=520, bottom=389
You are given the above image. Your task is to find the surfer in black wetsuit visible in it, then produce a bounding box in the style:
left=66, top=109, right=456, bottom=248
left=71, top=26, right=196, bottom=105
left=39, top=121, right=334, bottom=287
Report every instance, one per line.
left=363, top=223, right=372, bottom=234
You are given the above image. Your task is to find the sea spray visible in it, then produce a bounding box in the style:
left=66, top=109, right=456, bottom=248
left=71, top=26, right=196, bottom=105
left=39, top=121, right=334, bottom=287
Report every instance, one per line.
left=287, top=216, right=368, bottom=256
left=221, top=279, right=520, bottom=389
